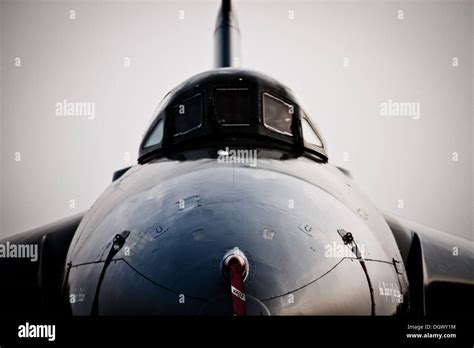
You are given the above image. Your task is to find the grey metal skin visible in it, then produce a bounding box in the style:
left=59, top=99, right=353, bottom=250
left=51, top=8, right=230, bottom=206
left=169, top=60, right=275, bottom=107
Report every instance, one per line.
left=0, top=213, right=84, bottom=314
left=385, top=214, right=474, bottom=316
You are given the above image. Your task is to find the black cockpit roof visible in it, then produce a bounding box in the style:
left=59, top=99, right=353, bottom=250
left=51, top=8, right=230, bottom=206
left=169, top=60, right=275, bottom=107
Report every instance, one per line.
left=138, top=68, right=327, bottom=163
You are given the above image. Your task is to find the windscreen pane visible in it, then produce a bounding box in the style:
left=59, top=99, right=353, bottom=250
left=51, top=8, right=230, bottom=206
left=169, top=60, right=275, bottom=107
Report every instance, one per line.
left=214, top=88, right=251, bottom=126
left=172, top=94, right=203, bottom=135
left=143, top=118, right=164, bottom=148
left=301, top=118, right=323, bottom=147
left=263, top=93, right=293, bottom=135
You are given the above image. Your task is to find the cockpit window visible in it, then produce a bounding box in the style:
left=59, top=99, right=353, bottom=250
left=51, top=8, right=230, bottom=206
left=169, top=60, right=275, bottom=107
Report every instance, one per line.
left=173, top=93, right=203, bottom=135
left=143, top=118, right=164, bottom=148
left=214, top=88, right=251, bottom=126
left=301, top=117, right=323, bottom=147
left=262, top=93, right=293, bottom=136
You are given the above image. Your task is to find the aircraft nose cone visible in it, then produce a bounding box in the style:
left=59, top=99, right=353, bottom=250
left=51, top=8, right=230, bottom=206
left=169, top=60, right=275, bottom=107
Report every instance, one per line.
left=124, top=199, right=339, bottom=302
left=68, top=163, right=375, bottom=315
left=86, top=193, right=372, bottom=315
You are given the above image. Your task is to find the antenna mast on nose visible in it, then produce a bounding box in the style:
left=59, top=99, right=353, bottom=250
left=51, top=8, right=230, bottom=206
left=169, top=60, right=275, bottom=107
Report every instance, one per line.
left=214, top=0, right=241, bottom=68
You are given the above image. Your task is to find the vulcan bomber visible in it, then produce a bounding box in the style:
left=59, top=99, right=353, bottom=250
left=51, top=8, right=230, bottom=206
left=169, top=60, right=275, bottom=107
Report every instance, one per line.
left=1, top=0, right=472, bottom=316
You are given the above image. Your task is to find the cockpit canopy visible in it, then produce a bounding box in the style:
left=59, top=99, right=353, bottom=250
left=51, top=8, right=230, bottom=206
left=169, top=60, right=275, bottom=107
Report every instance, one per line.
left=139, top=69, right=327, bottom=163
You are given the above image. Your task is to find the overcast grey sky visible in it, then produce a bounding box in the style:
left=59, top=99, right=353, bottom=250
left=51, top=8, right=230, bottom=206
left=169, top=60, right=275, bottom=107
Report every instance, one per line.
left=1, top=0, right=473, bottom=239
